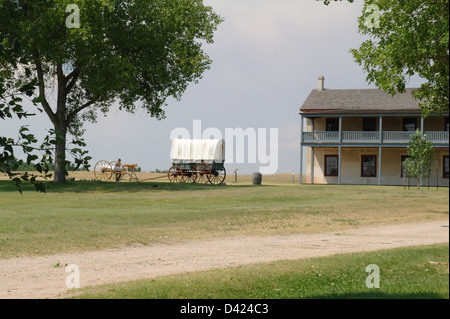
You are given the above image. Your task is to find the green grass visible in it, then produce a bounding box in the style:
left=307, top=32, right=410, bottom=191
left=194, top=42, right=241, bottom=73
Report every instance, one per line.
left=0, top=180, right=448, bottom=258
left=69, top=243, right=449, bottom=299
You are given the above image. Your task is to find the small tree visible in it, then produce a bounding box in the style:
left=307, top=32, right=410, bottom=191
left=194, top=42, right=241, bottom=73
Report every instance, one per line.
left=403, top=129, right=436, bottom=189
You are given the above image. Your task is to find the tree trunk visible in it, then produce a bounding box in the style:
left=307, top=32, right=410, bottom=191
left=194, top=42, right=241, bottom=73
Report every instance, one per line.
left=53, top=123, right=67, bottom=183
left=53, top=63, right=68, bottom=184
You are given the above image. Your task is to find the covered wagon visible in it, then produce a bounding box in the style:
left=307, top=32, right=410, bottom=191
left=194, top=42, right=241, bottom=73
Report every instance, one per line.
left=168, top=139, right=226, bottom=185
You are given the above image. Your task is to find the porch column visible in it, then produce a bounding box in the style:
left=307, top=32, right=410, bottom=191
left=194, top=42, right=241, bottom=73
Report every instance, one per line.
left=378, top=146, right=382, bottom=186
left=338, top=146, right=342, bottom=185
left=420, top=116, right=424, bottom=134
left=379, top=115, right=383, bottom=143
left=299, top=115, right=303, bottom=184
left=338, top=116, right=343, bottom=185
left=311, top=147, right=314, bottom=184
left=378, top=116, right=383, bottom=186
left=420, top=116, right=424, bottom=187
left=310, top=118, right=315, bottom=184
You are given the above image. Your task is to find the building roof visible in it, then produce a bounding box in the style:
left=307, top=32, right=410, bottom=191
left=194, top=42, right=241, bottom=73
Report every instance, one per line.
left=300, top=88, right=421, bottom=115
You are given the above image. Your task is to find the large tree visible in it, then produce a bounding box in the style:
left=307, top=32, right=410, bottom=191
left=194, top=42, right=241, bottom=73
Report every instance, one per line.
left=0, top=0, right=222, bottom=183
left=322, top=0, right=449, bottom=116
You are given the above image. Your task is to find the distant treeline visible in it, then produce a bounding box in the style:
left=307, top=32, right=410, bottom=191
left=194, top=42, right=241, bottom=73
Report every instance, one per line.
left=151, top=169, right=168, bottom=173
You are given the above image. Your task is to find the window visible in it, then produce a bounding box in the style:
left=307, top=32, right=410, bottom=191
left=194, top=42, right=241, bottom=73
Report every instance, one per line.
left=363, top=118, right=377, bottom=131
left=403, top=118, right=417, bottom=132
left=326, top=118, right=339, bottom=132
left=445, top=117, right=449, bottom=131
left=325, top=155, right=339, bottom=176
left=361, top=155, right=377, bottom=177
left=401, top=155, right=410, bottom=178
left=444, top=156, right=449, bottom=179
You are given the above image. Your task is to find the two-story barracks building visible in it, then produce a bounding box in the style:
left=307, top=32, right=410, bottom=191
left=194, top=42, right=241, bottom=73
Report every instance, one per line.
left=299, top=76, right=449, bottom=186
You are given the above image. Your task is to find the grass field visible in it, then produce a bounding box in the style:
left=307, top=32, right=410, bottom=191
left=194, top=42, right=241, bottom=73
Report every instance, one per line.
left=0, top=172, right=448, bottom=300
left=0, top=173, right=448, bottom=259
left=68, top=243, right=449, bottom=299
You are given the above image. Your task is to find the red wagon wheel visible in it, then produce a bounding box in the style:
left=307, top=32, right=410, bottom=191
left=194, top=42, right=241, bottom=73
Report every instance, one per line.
left=209, top=167, right=226, bottom=185
left=168, top=165, right=184, bottom=183
left=94, top=160, right=113, bottom=181
left=183, top=169, right=196, bottom=183
left=193, top=162, right=211, bottom=184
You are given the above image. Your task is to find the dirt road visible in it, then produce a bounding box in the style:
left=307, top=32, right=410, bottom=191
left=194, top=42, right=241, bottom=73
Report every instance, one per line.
left=0, top=219, right=448, bottom=299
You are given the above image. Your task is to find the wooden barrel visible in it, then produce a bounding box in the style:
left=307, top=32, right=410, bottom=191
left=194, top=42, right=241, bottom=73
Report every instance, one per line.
left=252, top=172, right=262, bottom=185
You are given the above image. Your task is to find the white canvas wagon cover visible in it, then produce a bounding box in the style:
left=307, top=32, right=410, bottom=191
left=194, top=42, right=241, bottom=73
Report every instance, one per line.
left=170, top=139, right=225, bottom=164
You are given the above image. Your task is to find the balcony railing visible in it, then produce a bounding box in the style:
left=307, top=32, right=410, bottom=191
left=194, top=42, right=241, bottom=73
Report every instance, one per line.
left=302, top=131, right=449, bottom=145
left=343, top=131, right=379, bottom=142
left=382, top=131, right=413, bottom=143
left=426, top=131, right=449, bottom=143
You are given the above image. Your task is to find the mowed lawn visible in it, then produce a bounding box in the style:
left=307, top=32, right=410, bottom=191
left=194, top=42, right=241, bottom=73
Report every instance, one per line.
left=71, top=243, right=449, bottom=299
left=0, top=177, right=448, bottom=259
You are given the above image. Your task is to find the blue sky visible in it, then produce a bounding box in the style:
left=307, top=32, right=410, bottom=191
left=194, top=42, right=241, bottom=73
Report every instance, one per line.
left=2, top=0, right=425, bottom=175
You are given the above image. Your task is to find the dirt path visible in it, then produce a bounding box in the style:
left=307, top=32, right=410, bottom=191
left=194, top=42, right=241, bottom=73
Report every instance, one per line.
left=1, top=219, right=448, bottom=299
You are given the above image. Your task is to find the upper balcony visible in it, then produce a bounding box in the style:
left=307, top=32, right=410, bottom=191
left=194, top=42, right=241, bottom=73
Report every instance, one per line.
left=302, top=131, right=449, bottom=146
left=300, top=114, right=449, bottom=147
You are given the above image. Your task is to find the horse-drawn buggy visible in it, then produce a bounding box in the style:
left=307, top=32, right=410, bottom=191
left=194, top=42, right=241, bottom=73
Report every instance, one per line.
left=93, top=160, right=139, bottom=182
left=168, top=139, right=226, bottom=185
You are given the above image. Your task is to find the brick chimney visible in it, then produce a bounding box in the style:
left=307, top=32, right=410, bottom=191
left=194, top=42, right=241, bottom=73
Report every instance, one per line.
left=317, top=75, right=325, bottom=91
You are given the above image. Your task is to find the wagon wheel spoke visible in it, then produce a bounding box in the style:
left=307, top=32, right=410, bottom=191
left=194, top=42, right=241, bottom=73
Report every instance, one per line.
left=176, top=166, right=185, bottom=183
left=193, top=162, right=211, bottom=184
left=168, top=165, right=184, bottom=183
left=183, top=170, right=195, bottom=183
left=210, top=167, right=226, bottom=185
left=94, top=160, right=113, bottom=181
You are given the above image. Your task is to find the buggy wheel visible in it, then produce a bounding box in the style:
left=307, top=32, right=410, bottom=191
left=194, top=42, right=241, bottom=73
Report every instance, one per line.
left=209, top=167, right=226, bottom=185
left=193, top=162, right=211, bottom=184
left=183, top=170, right=195, bottom=183
left=168, top=165, right=184, bottom=183
left=94, top=160, right=113, bottom=181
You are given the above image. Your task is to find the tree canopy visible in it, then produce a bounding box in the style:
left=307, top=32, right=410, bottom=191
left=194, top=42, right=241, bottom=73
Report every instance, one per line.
left=321, top=0, right=449, bottom=116
left=0, top=0, right=223, bottom=184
